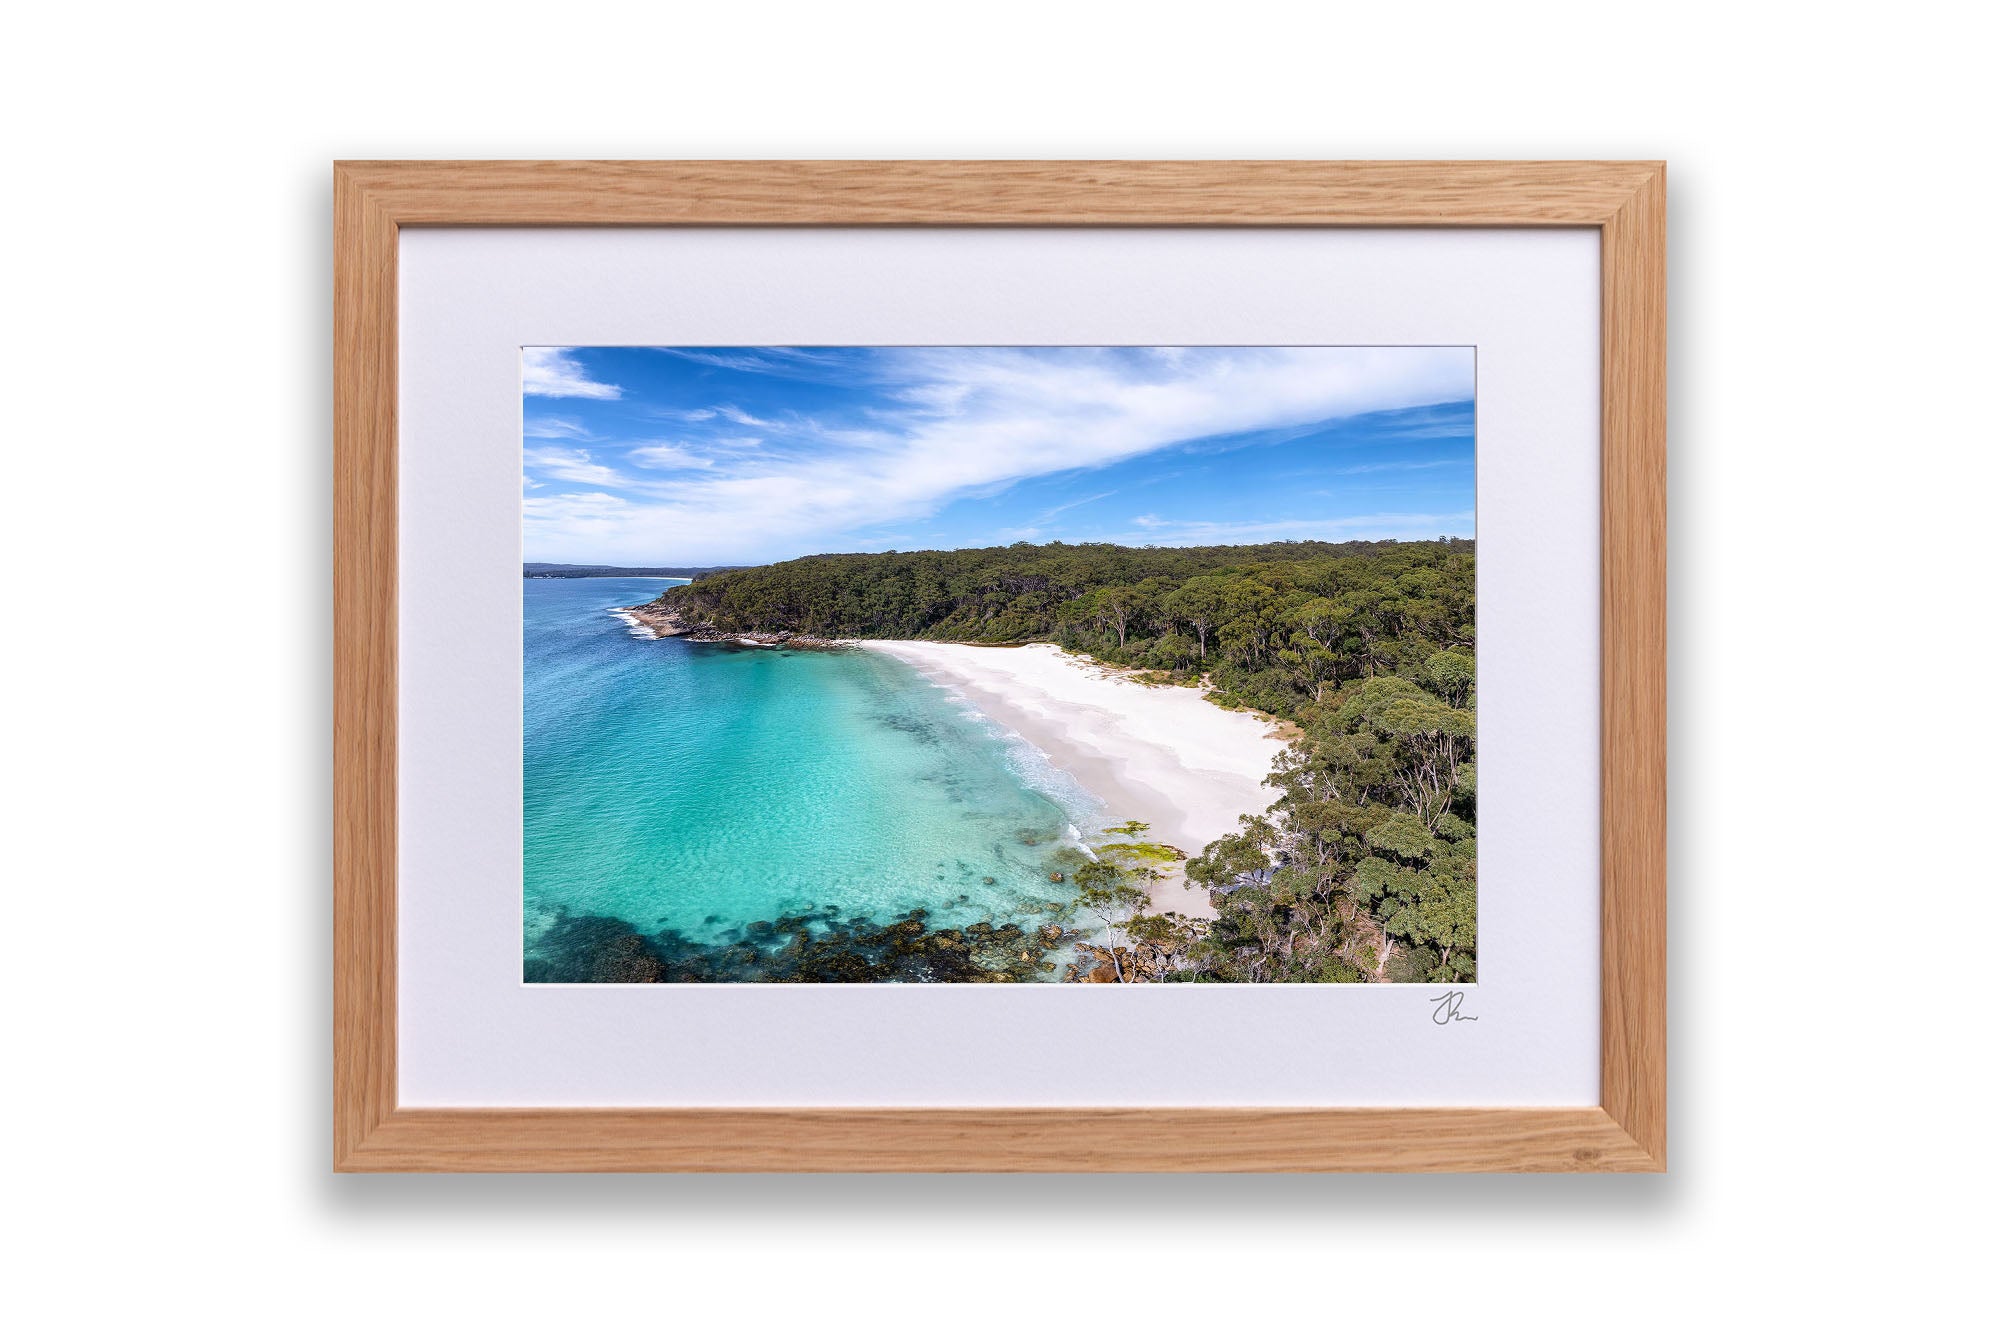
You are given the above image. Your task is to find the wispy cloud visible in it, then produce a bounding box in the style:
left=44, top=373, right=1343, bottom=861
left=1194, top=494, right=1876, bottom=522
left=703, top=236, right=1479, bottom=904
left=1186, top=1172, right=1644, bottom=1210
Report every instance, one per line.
left=1363, top=402, right=1475, bottom=440
left=1033, top=490, right=1118, bottom=522
left=655, top=348, right=858, bottom=379
left=523, top=447, right=626, bottom=486
left=524, top=415, right=596, bottom=440
left=523, top=347, right=622, bottom=400
left=654, top=349, right=782, bottom=373
left=523, top=490, right=629, bottom=519
left=626, top=442, right=715, bottom=471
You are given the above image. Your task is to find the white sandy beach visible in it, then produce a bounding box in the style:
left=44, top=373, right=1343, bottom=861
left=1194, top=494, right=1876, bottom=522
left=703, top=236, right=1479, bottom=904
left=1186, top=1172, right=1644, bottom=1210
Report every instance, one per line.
left=861, top=642, right=1290, bottom=918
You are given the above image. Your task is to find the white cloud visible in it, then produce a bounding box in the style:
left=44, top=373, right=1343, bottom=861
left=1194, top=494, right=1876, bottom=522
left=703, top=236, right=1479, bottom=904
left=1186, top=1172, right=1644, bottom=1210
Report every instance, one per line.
left=626, top=442, right=714, bottom=471
left=524, top=346, right=1473, bottom=563
left=522, top=491, right=633, bottom=543
left=522, top=347, right=621, bottom=399
left=659, top=348, right=852, bottom=377
left=658, top=349, right=782, bottom=373
left=524, top=415, right=594, bottom=440
left=523, top=447, right=626, bottom=486
left=714, top=404, right=774, bottom=428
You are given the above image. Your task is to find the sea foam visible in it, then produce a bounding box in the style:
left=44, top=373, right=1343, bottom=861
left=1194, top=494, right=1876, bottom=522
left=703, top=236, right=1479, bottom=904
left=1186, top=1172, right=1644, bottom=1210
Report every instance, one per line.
left=608, top=608, right=658, bottom=639
left=932, top=684, right=1108, bottom=845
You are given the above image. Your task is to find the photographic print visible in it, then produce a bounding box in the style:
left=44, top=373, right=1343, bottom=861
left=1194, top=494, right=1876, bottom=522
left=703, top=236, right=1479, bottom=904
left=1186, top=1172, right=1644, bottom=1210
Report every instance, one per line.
left=523, top=346, right=1475, bottom=985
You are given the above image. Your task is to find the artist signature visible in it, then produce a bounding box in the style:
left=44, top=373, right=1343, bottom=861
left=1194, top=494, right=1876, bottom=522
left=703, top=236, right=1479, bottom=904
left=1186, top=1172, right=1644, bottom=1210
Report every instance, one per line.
left=1429, top=990, right=1479, bottom=1025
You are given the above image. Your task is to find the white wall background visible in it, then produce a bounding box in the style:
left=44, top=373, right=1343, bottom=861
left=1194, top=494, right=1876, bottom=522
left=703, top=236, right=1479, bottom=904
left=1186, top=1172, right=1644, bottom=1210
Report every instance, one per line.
left=4, top=2, right=1988, bottom=1328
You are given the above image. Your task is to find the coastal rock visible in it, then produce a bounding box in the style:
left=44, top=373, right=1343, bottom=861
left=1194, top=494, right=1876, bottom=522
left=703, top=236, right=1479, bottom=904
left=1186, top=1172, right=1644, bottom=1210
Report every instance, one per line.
left=612, top=603, right=849, bottom=649
left=590, top=934, right=666, bottom=983
left=1070, top=942, right=1151, bottom=984
left=615, top=603, right=692, bottom=638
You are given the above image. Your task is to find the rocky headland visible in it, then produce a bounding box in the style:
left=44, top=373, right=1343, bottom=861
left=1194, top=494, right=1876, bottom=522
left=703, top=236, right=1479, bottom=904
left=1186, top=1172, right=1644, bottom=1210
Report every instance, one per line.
left=616, top=602, right=847, bottom=648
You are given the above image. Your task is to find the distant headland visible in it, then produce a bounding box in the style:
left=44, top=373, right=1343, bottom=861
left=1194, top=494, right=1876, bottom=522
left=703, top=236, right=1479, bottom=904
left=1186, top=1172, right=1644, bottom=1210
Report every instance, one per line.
left=524, top=562, right=744, bottom=580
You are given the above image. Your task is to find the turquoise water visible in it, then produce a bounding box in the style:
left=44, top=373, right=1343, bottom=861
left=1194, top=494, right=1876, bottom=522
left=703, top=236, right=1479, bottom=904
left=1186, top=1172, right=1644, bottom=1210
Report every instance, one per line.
left=523, top=578, right=1103, bottom=965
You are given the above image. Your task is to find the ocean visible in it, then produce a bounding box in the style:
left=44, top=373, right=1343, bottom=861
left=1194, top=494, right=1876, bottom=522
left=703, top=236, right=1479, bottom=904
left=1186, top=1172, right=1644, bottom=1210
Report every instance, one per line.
left=523, top=577, right=1104, bottom=976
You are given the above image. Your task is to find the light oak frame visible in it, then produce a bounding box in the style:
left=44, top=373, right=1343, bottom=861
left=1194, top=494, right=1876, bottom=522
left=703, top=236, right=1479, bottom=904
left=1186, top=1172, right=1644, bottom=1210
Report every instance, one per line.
left=335, top=161, right=1665, bottom=1172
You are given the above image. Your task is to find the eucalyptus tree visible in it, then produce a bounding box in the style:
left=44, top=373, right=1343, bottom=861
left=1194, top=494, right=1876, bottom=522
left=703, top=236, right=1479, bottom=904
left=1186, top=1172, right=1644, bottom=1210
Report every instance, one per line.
left=1095, top=583, right=1144, bottom=649
left=1336, top=677, right=1474, bottom=831
left=1424, top=650, right=1476, bottom=707
left=1160, top=575, right=1234, bottom=659
left=1070, top=860, right=1150, bottom=983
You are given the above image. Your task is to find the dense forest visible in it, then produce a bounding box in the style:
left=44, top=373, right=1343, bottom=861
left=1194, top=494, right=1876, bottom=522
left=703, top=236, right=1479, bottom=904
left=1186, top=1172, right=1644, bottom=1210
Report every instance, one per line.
left=647, top=538, right=1477, bottom=984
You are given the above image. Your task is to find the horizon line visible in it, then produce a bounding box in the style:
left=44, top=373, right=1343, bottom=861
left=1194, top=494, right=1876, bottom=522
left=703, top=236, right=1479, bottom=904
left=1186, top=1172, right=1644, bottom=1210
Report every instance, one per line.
left=530, top=533, right=1476, bottom=568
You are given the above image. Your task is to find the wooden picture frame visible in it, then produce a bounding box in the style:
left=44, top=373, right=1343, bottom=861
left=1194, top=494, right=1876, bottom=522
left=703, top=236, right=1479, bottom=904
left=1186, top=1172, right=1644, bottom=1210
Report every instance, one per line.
left=334, top=160, right=1665, bottom=1172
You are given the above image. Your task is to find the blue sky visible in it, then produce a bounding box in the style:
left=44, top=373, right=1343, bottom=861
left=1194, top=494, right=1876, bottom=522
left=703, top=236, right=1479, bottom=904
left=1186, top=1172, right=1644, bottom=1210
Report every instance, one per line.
left=522, top=346, right=1474, bottom=565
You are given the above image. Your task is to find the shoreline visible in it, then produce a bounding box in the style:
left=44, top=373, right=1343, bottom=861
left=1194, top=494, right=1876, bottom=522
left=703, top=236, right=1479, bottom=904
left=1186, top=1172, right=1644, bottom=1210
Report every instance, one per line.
left=860, top=641, right=1288, bottom=919
left=601, top=601, right=1291, bottom=921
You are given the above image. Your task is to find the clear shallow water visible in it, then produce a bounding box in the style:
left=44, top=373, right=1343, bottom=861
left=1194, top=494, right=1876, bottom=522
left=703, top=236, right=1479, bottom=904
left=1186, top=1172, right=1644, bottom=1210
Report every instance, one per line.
left=524, top=578, right=1102, bottom=961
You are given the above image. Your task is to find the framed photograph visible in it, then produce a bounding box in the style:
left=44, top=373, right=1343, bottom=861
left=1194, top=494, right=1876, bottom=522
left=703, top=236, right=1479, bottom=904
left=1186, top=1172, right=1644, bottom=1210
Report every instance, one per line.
left=335, top=160, right=1664, bottom=1171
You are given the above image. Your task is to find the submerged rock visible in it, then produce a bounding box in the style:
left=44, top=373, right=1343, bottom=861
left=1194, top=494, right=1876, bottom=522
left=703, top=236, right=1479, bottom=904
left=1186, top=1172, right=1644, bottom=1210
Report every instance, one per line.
left=525, top=896, right=1073, bottom=985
